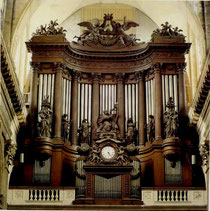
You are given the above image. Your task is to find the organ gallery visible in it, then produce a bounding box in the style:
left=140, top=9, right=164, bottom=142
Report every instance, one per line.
left=9, top=14, right=205, bottom=205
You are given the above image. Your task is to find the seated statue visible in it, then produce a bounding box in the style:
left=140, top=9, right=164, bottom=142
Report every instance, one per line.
left=96, top=104, right=119, bottom=138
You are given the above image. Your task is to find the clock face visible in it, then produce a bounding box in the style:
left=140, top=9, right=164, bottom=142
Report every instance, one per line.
left=101, top=146, right=116, bottom=160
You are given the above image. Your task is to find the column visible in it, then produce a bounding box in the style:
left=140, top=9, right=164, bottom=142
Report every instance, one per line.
left=154, top=64, right=163, bottom=140
left=117, top=73, right=125, bottom=139
left=177, top=63, right=186, bottom=117
left=71, top=71, right=79, bottom=145
left=138, top=72, right=146, bottom=145
left=53, top=63, right=63, bottom=138
left=91, top=74, right=100, bottom=145
left=30, top=62, right=40, bottom=138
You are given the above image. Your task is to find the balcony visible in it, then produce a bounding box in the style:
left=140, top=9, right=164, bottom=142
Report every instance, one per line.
left=7, top=187, right=207, bottom=210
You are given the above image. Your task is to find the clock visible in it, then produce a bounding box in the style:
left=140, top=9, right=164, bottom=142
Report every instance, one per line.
left=101, top=145, right=116, bottom=161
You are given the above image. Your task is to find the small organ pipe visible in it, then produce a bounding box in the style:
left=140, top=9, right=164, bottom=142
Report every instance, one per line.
left=174, top=75, right=178, bottom=110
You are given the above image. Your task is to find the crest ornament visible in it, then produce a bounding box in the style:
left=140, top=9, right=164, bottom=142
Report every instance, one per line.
left=74, top=14, right=140, bottom=47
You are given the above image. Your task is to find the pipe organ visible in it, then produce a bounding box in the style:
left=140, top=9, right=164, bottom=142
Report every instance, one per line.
left=125, top=84, right=138, bottom=131
left=145, top=79, right=154, bottom=123
left=78, top=83, right=92, bottom=127
left=13, top=17, right=203, bottom=205
left=62, top=78, right=72, bottom=119
left=99, top=84, right=117, bottom=115
left=38, top=74, right=55, bottom=112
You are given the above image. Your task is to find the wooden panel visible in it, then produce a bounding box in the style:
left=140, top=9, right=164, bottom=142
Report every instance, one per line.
left=50, top=150, right=63, bottom=186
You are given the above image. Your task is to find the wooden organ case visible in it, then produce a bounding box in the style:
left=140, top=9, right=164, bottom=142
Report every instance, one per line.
left=23, top=15, right=195, bottom=205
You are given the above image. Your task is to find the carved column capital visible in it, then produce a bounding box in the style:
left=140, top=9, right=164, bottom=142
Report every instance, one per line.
left=135, top=71, right=145, bottom=81
left=91, top=73, right=101, bottom=82
left=53, top=62, right=65, bottom=72
left=72, top=70, right=81, bottom=80
left=152, top=63, right=163, bottom=73
left=115, top=73, right=125, bottom=82
left=30, top=62, right=41, bottom=72
left=176, top=63, right=186, bottom=72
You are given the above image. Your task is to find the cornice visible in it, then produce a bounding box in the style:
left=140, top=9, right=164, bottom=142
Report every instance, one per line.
left=1, top=37, right=27, bottom=124
left=26, top=36, right=191, bottom=74
left=189, top=52, right=210, bottom=125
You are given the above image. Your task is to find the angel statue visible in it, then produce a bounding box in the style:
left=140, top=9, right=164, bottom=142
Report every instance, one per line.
left=74, top=18, right=107, bottom=45
left=110, top=16, right=139, bottom=45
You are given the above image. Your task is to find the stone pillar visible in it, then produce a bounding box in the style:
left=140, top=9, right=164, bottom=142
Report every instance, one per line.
left=30, top=62, right=40, bottom=138
left=177, top=63, right=186, bottom=117
left=138, top=72, right=146, bottom=145
left=71, top=71, right=79, bottom=145
left=154, top=64, right=163, bottom=140
left=53, top=63, right=63, bottom=138
left=116, top=73, right=125, bottom=139
left=91, top=74, right=100, bottom=145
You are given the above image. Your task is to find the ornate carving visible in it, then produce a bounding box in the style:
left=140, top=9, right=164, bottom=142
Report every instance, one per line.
left=152, top=63, right=162, bottom=72
left=116, top=146, right=129, bottom=164
left=78, top=119, right=91, bottom=144
left=151, top=22, right=185, bottom=42
left=115, top=73, right=125, bottom=82
left=200, top=140, right=209, bottom=168
left=53, top=62, right=65, bottom=72
left=135, top=71, right=145, bottom=81
left=77, top=143, right=90, bottom=155
left=62, top=114, right=71, bottom=141
left=92, top=73, right=101, bottom=82
left=146, top=115, right=155, bottom=142
left=164, top=97, right=179, bottom=138
left=32, top=20, right=67, bottom=37
left=30, top=62, right=41, bottom=71
left=126, top=118, right=137, bottom=145
left=87, top=145, right=101, bottom=164
left=96, top=103, right=120, bottom=139
left=74, top=14, right=140, bottom=47
left=37, top=96, right=52, bottom=137
left=4, top=139, right=17, bottom=168
left=176, top=63, right=186, bottom=72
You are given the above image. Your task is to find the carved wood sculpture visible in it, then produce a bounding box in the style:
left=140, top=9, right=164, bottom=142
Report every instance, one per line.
left=74, top=14, right=140, bottom=47
left=19, top=14, right=200, bottom=206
